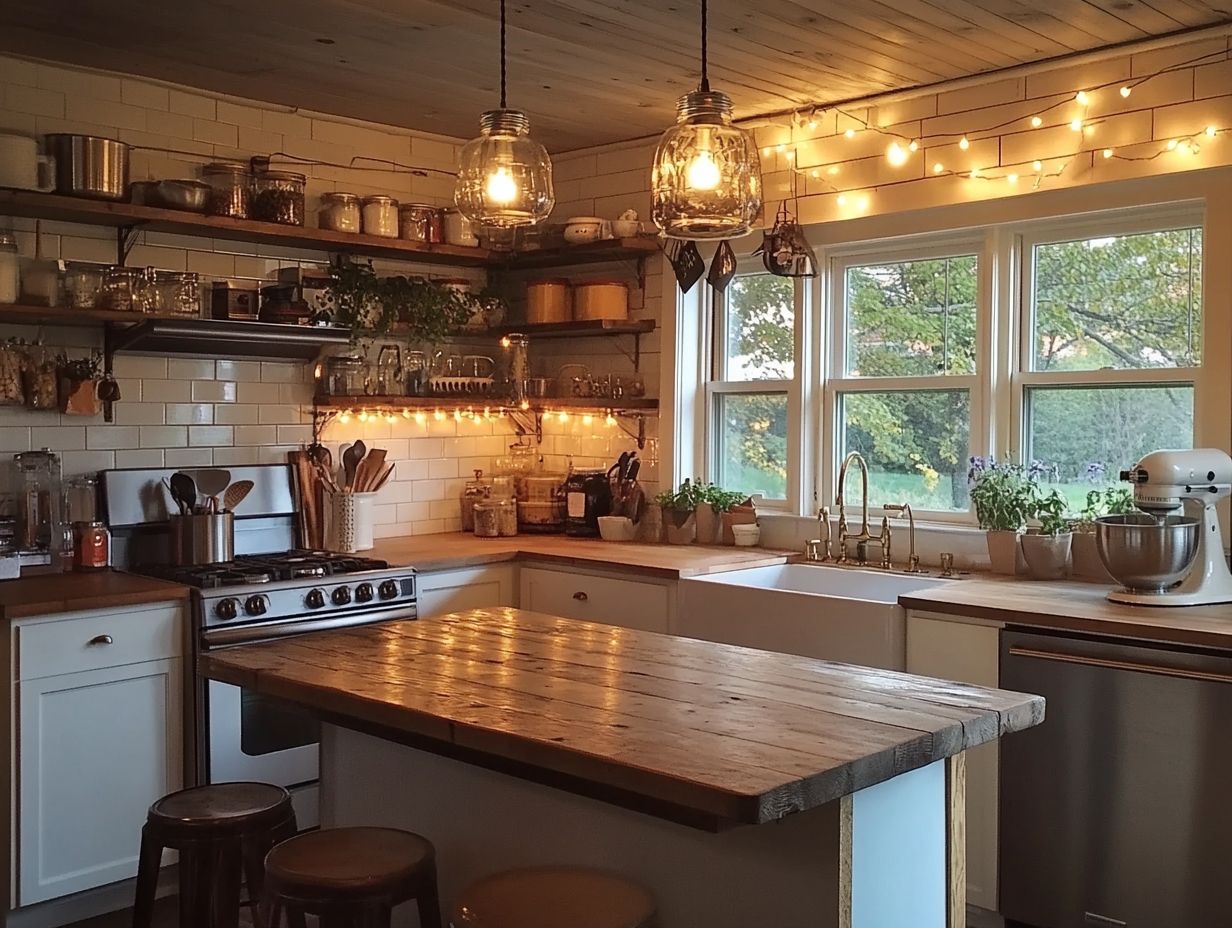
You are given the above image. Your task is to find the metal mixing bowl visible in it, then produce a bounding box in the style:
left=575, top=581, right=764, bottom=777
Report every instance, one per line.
left=1095, top=513, right=1200, bottom=592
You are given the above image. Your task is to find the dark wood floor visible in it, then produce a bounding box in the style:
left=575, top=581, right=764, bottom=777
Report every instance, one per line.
left=66, top=898, right=256, bottom=928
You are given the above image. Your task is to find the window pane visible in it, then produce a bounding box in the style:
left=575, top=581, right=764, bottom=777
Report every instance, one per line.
left=1032, top=227, right=1202, bottom=372
left=721, top=274, right=795, bottom=380
left=714, top=392, right=788, bottom=499
left=1026, top=384, right=1194, bottom=510
left=840, top=390, right=971, bottom=511
left=845, top=255, right=978, bottom=377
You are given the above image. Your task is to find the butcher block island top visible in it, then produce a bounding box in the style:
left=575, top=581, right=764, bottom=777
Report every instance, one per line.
left=202, top=607, right=1043, bottom=829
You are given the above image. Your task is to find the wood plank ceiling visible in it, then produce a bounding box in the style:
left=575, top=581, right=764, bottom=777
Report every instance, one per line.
left=0, top=0, right=1228, bottom=151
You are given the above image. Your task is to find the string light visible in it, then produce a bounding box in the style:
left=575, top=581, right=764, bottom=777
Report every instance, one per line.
left=836, top=193, right=847, bottom=205
left=606, top=414, right=617, bottom=427
left=558, top=411, right=569, bottom=423
left=434, top=409, right=445, bottom=421
left=1102, top=148, right=1113, bottom=158
left=886, top=141, right=909, bottom=166
left=1206, top=125, right=1218, bottom=137
left=958, top=136, right=970, bottom=150
left=414, top=411, right=426, bottom=425
left=1075, top=90, right=1090, bottom=105
left=1120, top=85, right=1132, bottom=98
left=338, top=411, right=351, bottom=424
left=908, top=139, right=919, bottom=151
left=1007, top=172, right=1018, bottom=184
left=776, top=143, right=786, bottom=153
left=969, top=167, right=980, bottom=178
left=1069, top=118, right=1083, bottom=132
left=1167, top=139, right=1179, bottom=150
left=1031, top=116, right=1043, bottom=128
left=933, top=162, right=944, bottom=174
left=844, top=128, right=855, bottom=139
left=1032, top=160, right=1043, bottom=171
left=582, top=414, right=593, bottom=425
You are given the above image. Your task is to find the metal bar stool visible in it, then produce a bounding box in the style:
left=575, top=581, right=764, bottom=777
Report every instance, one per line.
left=132, top=781, right=297, bottom=928
left=259, top=826, right=442, bottom=928
left=450, top=866, right=657, bottom=928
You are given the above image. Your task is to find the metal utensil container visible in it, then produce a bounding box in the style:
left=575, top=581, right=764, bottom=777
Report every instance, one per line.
left=45, top=134, right=129, bottom=200
left=170, top=512, right=235, bottom=565
left=1095, top=513, right=1200, bottom=592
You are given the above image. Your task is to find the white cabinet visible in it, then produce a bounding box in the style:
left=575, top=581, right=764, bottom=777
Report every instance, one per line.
left=416, top=565, right=517, bottom=619
left=519, top=566, right=673, bottom=633
left=905, top=609, right=1002, bottom=914
left=13, top=602, right=185, bottom=906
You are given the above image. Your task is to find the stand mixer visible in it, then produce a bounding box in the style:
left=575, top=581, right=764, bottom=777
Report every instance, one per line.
left=1098, top=448, right=1232, bottom=606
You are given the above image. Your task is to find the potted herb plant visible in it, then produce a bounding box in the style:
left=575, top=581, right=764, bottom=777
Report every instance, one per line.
left=1071, top=482, right=1134, bottom=581
left=968, top=456, right=1034, bottom=574
left=694, top=483, right=747, bottom=545
left=1021, top=489, right=1073, bottom=579
left=655, top=479, right=702, bottom=545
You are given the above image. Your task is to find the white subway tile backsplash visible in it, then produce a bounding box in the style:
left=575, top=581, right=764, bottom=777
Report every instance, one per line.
left=165, top=404, right=214, bottom=425
left=412, top=479, right=445, bottom=501
left=30, top=426, right=84, bottom=451
left=234, top=425, right=278, bottom=445
left=140, top=380, right=191, bottom=403
left=86, top=426, right=140, bottom=450
left=237, top=383, right=281, bottom=404
left=260, top=362, right=304, bottom=383
left=277, top=425, right=313, bottom=445
left=189, top=426, right=234, bottom=447
left=191, top=381, right=237, bottom=403
left=61, top=450, right=116, bottom=475
left=165, top=448, right=214, bottom=467
left=117, top=449, right=164, bottom=468
left=428, top=458, right=457, bottom=480
left=0, top=427, right=30, bottom=451
left=114, top=403, right=166, bottom=426
left=215, top=360, right=262, bottom=382
left=168, top=359, right=216, bottom=380
left=139, top=425, right=188, bottom=448
left=257, top=405, right=304, bottom=425
left=113, top=357, right=168, bottom=380
left=214, top=405, right=260, bottom=425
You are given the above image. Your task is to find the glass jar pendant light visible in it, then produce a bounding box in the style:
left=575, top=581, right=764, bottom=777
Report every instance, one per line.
left=455, top=0, right=555, bottom=228
left=652, top=0, right=763, bottom=240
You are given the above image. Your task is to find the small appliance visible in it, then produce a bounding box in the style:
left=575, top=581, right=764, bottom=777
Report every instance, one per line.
left=564, top=469, right=612, bottom=537
left=1096, top=447, right=1232, bottom=606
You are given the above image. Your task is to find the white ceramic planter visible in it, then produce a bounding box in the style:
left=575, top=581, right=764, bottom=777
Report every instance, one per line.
left=694, top=503, right=721, bottom=545
left=662, top=508, right=696, bottom=545
left=1020, top=531, right=1073, bottom=580
left=985, top=529, right=1025, bottom=575
left=1070, top=530, right=1115, bottom=583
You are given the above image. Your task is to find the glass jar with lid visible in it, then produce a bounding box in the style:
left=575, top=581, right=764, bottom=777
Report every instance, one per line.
left=460, top=470, right=491, bottom=532
left=398, top=203, right=443, bottom=243
left=0, top=233, right=18, bottom=304
left=151, top=271, right=200, bottom=316
left=251, top=170, right=306, bottom=225
left=319, top=192, right=362, bottom=233
left=23, top=343, right=57, bottom=410
left=473, top=498, right=517, bottom=537
left=99, top=266, right=154, bottom=312
left=361, top=196, right=399, bottom=238
left=64, top=264, right=102, bottom=309
left=201, top=162, right=251, bottom=218
left=326, top=354, right=367, bottom=396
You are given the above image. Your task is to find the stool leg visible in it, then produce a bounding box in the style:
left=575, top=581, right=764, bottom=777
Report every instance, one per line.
left=415, top=861, right=443, bottom=928
left=257, top=892, right=281, bottom=928
left=178, top=844, right=201, bottom=928
left=284, top=902, right=309, bottom=928
left=211, top=839, right=243, bottom=928
left=130, top=823, right=162, bottom=928
left=242, top=838, right=268, bottom=926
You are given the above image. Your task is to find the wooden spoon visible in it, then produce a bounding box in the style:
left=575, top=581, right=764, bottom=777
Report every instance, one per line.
left=342, top=441, right=366, bottom=489
left=222, top=479, right=254, bottom=513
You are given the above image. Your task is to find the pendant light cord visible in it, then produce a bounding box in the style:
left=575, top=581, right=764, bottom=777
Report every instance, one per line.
left=699, top=0, right=710, bottom=93
left=500, top=0, right=508, bottom=109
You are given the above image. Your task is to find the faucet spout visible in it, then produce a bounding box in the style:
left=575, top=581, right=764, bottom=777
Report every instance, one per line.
left=836, top=451, right=871, bottom=537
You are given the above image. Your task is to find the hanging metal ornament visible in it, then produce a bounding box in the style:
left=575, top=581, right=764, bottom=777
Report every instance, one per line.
left=754, top=200, right=817, bottom=277
left=707, top=240, right=738, bottom=292
left=665, top=239, right=706, bottom=293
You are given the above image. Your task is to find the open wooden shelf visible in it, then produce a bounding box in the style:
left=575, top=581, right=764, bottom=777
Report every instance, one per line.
left=481, top=318, right=655, bottom=339
left=499, top=237, right=660, bottom=270
left=314, top=393, right=659, bottom=411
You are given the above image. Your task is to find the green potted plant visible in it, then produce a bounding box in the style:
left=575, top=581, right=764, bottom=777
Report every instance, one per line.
left=1021, top=489, right=1072, bottom=580
left=693, top=482, right=747, bottom=545
left=968, top=456, right=1034, bottom=574
left=655, top=479, right=703, bottom=545
left=1071, top=480, right=1135, bottom=581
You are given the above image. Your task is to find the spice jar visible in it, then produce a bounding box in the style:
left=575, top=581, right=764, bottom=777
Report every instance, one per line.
left=0, top=233, right=18, bottom=304
left=72, top=521, right=109, bottom=570
left=99, top=266, right=153, bottom=312
left=65, top=264, right=102, bottom=310
left=398, top=203, right=443, bottom=243
left=460, top=470, right=492, bottom=532
left=152, top=271, right=200, bottom=316
left=319, top=192, right=362, bottom=233
left=251, top=170, right=306, bottom=225
left=0, top=342, right=25, bottom=406
left=23, top=344, right=57, bottom=410
left=443, top=208, right=479, bottom=247
left=326, top=354, right=367, bottom=396
left=361, top=196, right=399, bottom=238
left=473, top=498, right=517, bottom=538
left=201, top=162, right=251, bottom=218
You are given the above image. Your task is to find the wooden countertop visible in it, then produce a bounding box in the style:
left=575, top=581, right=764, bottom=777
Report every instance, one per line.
left=0, top=569, right=189, bottom=620
left=201, top=608, right=1043, bottom=829
left=900, top=577, right=1232, bottom=649
left=368, top=533, right=794, bottom=578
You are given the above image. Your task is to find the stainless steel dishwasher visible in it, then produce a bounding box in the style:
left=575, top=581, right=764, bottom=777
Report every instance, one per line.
left=1000, top=628, right=1232, bottom=928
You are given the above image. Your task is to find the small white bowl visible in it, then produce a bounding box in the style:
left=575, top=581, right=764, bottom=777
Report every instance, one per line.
left=598, top=515, right=636, bottom=542
left=563, top=216, right=607, bottom=244
left=610, top=218, right=641, bottom=238
left=731, top=524, right=761, bottom=547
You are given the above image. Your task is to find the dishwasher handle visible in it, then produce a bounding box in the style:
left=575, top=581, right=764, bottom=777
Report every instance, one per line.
left=1007, top=645, right=1232, bottom=686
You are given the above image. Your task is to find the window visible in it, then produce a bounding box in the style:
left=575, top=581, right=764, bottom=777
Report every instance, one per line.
left=829, top=249, right=982, bottom=516
left=706, top=272, right=797, bottom=502
left=1020, top=222, right=1202, bottom=509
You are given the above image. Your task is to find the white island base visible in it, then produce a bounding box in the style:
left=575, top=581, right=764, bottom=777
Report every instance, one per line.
left=321, top=725, right=963, bottom=928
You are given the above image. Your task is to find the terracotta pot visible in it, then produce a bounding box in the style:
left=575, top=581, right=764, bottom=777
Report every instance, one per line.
left=662, top=507, right=696, bottom=545
left=1021, top=531, right=1073, bottom=580
left=694, top=503, right=721, bottom=545
left=986, top=529, right=1026, bottom=575
left=1069, top=530, right=1115, bottom=583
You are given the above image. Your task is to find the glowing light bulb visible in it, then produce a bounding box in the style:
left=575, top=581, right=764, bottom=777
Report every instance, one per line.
left=836, top=194, right=847, bottom=206
left=358, top=410, right=369, bottom=422
left=685, top=150, right=721, bottom=190
left=484, top=166, right=519, bottom=205
left=807, top=120, right=818, bottom=130
left=1178, top=140, right=1193, bottom=154
left=1075, top=91, right=1089, bottom=105
left=558, top=411, right=569, bottom=423
left=1120, top=86, right=1132, bottom=98
left=401, top=408, right=411, bottom=419
left=969, top=167, right=981, bottom=178
left=775, top=143, right=786, bottom=153
left=385, top=413, right=396, bottom=424
left=1102, top=148, right=1113, bottom=159
left=499, top=335, right=511, bottom=349
left=1167, top=139, right=1179, bottom=150
left=605, top=415, right=617, bottom=427
left=908, top=139, right=919, bottom=152
left=433, top=409, right=445, bottom=421
left=933, top=162, right=944, bottom=174
left=519, top=400, right=530, bottom=411
left=453, top=409, right=462, bottom=422
left=762, top=146, right=772, bottom=156
left=827, top=165, right=839, bottom=176
left=886, top=141, right=909, bottom=166
left=339, top=412, right=351, bottom=424
left=1032, top=160, right=1043, bottom=171
left=414, top=411, right=426, bottom=425
left=1206, top=125, right=1218, bottom=138
left=1031, top=116, right=1043, bottom=128
left=1069, top=118, right=1083, bottom=132
left=958, top=136, right=970, bottom=150
left=844, top=128, right=856, bottom=139
left=810, top=169, right=820, bottom=179
left=582, top=414, right=593, bottom=426
left=1007, top=173, right=1019, bottom=184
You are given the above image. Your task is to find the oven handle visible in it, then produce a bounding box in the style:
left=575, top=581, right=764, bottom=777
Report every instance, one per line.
left=202, top=606, right=418, bottom=649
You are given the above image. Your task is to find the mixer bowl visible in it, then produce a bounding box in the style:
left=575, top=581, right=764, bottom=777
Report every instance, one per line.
left=1095, top=513, right=1200, bottom=592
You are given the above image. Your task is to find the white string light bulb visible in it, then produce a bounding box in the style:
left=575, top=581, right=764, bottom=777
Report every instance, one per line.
left=1167, top=139, right=1179, bottom=150
left=1031, top=116, right=1043, bottom=128
left=958, top=136, right=970, bottom=150
left=1120, top=86, right=1132, bottom=98
left=1007, top=173, right=1019, bottom=184
left=1205, top=126, right=1217, bottom=138
left=933, top=162, right=944, bottom=174
left=1102, top=148, right=1113, bottom=158
left=886, top=141, right=909, bottom=166
left=1075, top=91, right=1089, bottom=105
left=1032, top=160, right=1043, bottom=171
left=908, top=140, right=919, bottom=151
left=1069, top=118, right=1083, bottom=132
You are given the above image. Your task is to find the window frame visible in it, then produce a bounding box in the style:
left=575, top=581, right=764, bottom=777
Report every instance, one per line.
left=822, top=234, right=992, bottom=523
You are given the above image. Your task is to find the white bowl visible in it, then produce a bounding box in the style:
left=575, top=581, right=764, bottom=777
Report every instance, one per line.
left=564, top=216, right=606, bottom=244
left=598, top=515, right=636, bottom=542
left=610, top=219, right=641, bottom=238
left=731, top=524, right=761, bottom=547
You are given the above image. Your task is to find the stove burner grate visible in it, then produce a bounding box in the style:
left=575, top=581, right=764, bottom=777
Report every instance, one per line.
left=133, top=549, right=390, bottom=589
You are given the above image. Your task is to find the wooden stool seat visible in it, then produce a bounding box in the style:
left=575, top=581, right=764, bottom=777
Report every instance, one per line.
left=133, top=782, right=297, bottom=928
left=451, top=866, right=657, bottom=928
left=261, top=826, right=442, bottom=928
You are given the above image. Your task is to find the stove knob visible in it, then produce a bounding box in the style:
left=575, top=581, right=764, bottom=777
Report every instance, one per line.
left=215, top=598, right=239, bottom=621
left=331, top=585, right=352, bottom=606
left=306, top=588, right=326, bottom=609
left=244, top=595, right=268, bottom=617
left=355, top=582, right=374, bottom=603
left=378, top=579, right=399, bottom=600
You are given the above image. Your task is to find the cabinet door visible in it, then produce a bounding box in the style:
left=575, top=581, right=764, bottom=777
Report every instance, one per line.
left=416, top=566, right=517, bottom=619
left=18, top=658, right=184, bottom=905
left=905, top=612, right=1000, bottom=913
left=519, top=567, right=672, bottom=633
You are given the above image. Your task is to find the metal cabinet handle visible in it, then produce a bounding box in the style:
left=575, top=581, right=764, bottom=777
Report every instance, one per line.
left=572, top=592, right=588, bottom=602
left=88, top=634, right=114, bottom=646
left=1008, top=645, right=1232, bottom=685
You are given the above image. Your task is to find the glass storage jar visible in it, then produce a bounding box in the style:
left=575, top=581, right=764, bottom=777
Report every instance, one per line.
left=319, top=192, right=362, bottom=233
left=201, top=162, right=251, bottom=218
left=460, top=470, right=491, bottom=533
left=473, top=498, right=517, bottom=537
left=361, top=196, right=399, bottom=238
left=326, top=354, right=367, bottom=396
left=99, top=266, right=153, bottom=312
left=251, top=170, right=306, bottom=225
left=442, top=208, right=479, bottom=247
left=64, top=264, right=102, bottom=309
left=0, top=342, right=24, bottom=406
left=0, top=233, right=18, bottom=304
left=398, top=203, right=443, bottom=243
left=152, top=271, right=200, bottom=316
left=23, top=344, right=57, bottom=410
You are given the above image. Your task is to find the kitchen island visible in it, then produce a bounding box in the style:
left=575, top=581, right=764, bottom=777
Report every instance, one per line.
left=201, top=608, right=1043, bottom=927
